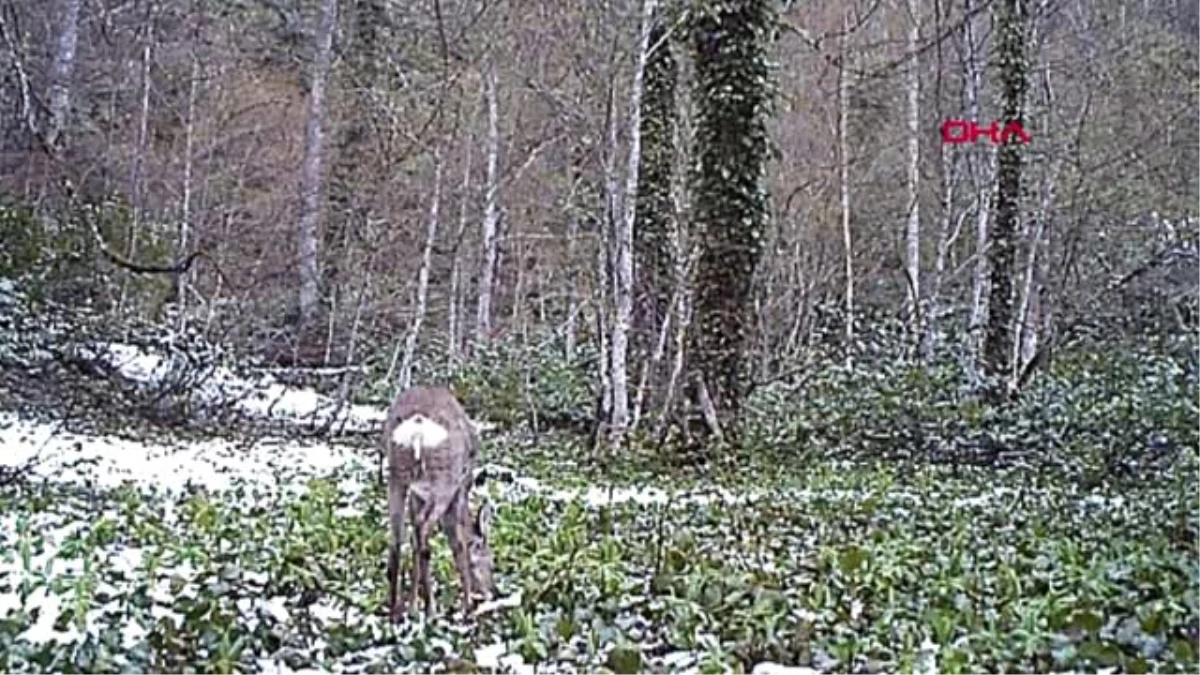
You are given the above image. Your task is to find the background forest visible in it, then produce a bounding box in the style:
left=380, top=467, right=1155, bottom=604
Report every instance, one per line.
left=0, top=0, right=1197, bottom=673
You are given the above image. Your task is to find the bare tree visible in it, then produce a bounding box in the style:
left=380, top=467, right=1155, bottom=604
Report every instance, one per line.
left=475, top=62, right=501, bottom=346
left=396, top=149, right=444, bottom=390
left=42, top=0, right=82, bottom=152
left=838, top=8, right=855, bottom=359
left=176, top=52, right=200, bottom=329
left=903, top=0, right=922, bottom=341
left=447, top=111, right=476, bottom=362
left=118, top=3, right=156, bottom=315
left=297, top=0, right=339, bottom=329
left=609, top=0, right=659, bottom=450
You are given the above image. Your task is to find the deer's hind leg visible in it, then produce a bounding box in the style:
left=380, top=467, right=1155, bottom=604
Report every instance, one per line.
left=441, top=486, right=475, bottom=620
left=387, top=479, right=409, bottom=624
left=413, top=497, right=441, bottom=617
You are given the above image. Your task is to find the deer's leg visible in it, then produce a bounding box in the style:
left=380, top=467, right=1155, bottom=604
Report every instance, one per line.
left=442, top=489, right=474, bottom=620
left=407, top=511, right=421, bottom=617
left=387, top=480, right=409, bottom=624
left=414, top=501, right=439, bottom=617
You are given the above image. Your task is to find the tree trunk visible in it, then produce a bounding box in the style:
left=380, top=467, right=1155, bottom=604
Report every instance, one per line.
left=42, top=0, right=82, bottom=151
left=177, top=55, right=199, bottom=330
left=125, top=16, right=154, bottom=311
left=965, top=0, right=993, bottom=374
left=1016, top=60, right=1061, bottom=383
left=684, top=0, right=777, bottom=451
left=564, top=167, right=582, bottom=360
left=903, top=0, right=922, bottom=343
left=594, top=78, right=620, bottom=450
left=297, top=0, right=339, bottom=328
left=448, top=119, right=475, bottom=362
left=398, top=149, right=444, bottom=390
left=981, top=0, right=1029, bottom=400
left=633, top=8, right=678, bottom=395
left=475, top=63, right=501, bottom=346
left=608, top=0, right=659, bottom=451
left=838, top=8, right=855, bottom=360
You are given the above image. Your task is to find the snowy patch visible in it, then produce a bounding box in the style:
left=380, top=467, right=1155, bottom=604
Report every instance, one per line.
left=751, top=663, right=820, bottom=675
left=0, top=412, right=366, bottom=495
left=83, top=342, right=496, bottom=436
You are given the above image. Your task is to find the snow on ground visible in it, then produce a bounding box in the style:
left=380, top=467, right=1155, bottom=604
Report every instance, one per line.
left=84, top=342, right=495, bottom=436
left=86, top=342, right=390, bottom=433
left=0, top=411, right=368, bottom=497
left=0, top=339, right=1126, bottom=671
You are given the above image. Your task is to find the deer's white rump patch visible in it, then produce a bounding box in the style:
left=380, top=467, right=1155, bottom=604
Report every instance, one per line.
left=391, top=414, right=450, bottom=460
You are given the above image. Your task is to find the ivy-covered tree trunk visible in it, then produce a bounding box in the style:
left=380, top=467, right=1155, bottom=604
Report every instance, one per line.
left=685, top=0, right=776, bottom=451
left=634, top=13, right=678, bottom=377
left=981, top=0, right=1028, bottom=400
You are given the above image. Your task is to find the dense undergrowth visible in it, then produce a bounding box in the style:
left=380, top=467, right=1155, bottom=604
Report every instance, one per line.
left=1, top=279, right=1198, bottom=673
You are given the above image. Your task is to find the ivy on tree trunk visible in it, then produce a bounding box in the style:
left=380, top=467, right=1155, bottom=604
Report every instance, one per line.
left=685, top=0, right=777, bottom=452
left=634, top=13, right=679, bottom=369
left=981, top=0, right=1029, bottom=402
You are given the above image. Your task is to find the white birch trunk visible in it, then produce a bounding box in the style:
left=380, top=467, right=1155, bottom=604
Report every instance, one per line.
left=1015, top=61, right=1061, bottom=379
left=475, top=64, right=501, bottom=346
left=903, top=0, right=921, bottom=337
left=609, top=0, right=658, bottom=449
left=399, top=150, right=444, bottom=390
left=448, top=124, right=475, bottom=362
left=297, top=0, right=338, bottom=326
left=838, top=9, right=855, bottom=358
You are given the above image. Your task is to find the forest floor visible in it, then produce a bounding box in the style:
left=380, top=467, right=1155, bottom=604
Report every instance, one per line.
left=0, top=288, right=1196, bottom=674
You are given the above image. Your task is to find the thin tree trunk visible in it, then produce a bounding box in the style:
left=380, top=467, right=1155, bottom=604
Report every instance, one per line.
left=838, top=9, right=855, bottom=360
left=177, top=56, right=199, bottom=330
left=609, top=0, right=658, bottom=450
left=903, top=0, right=922, bottom=342
left=475, top=63, right=501, bottom=346
left=564, top=175, right=581, bottom=360
left=1015, top=60, right=1060, bottom=380
left=398, top=149, right=444, bottom=390
left=924, top=0, right=954, bottom=359
left=655, top=241, right=700, bottom=444
left=511, top=236, right=525, bottom=327
left=594, top=79, right=621, bottom=448
left=297, top=0, right=339, bottom=327
left=43, top=0, right=82, bottom=151
left=448, top=121, right=475, bottom=362
left=119, top=14, right=154, bottom=315
left=965, top=0, right=993, bottom=372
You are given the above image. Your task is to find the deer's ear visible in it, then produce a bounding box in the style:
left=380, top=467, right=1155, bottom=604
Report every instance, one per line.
left=476, top=500, right=494, bottom=535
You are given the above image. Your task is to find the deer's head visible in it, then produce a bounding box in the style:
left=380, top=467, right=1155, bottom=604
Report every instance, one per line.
left=469, top=500, right=497, bottom=599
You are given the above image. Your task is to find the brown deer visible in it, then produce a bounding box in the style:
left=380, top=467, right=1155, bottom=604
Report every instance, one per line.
left=382, top=385, right=496, bottom=623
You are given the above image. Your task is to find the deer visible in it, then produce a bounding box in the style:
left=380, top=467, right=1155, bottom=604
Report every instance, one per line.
left=382, top=385, right=496, bottom=624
